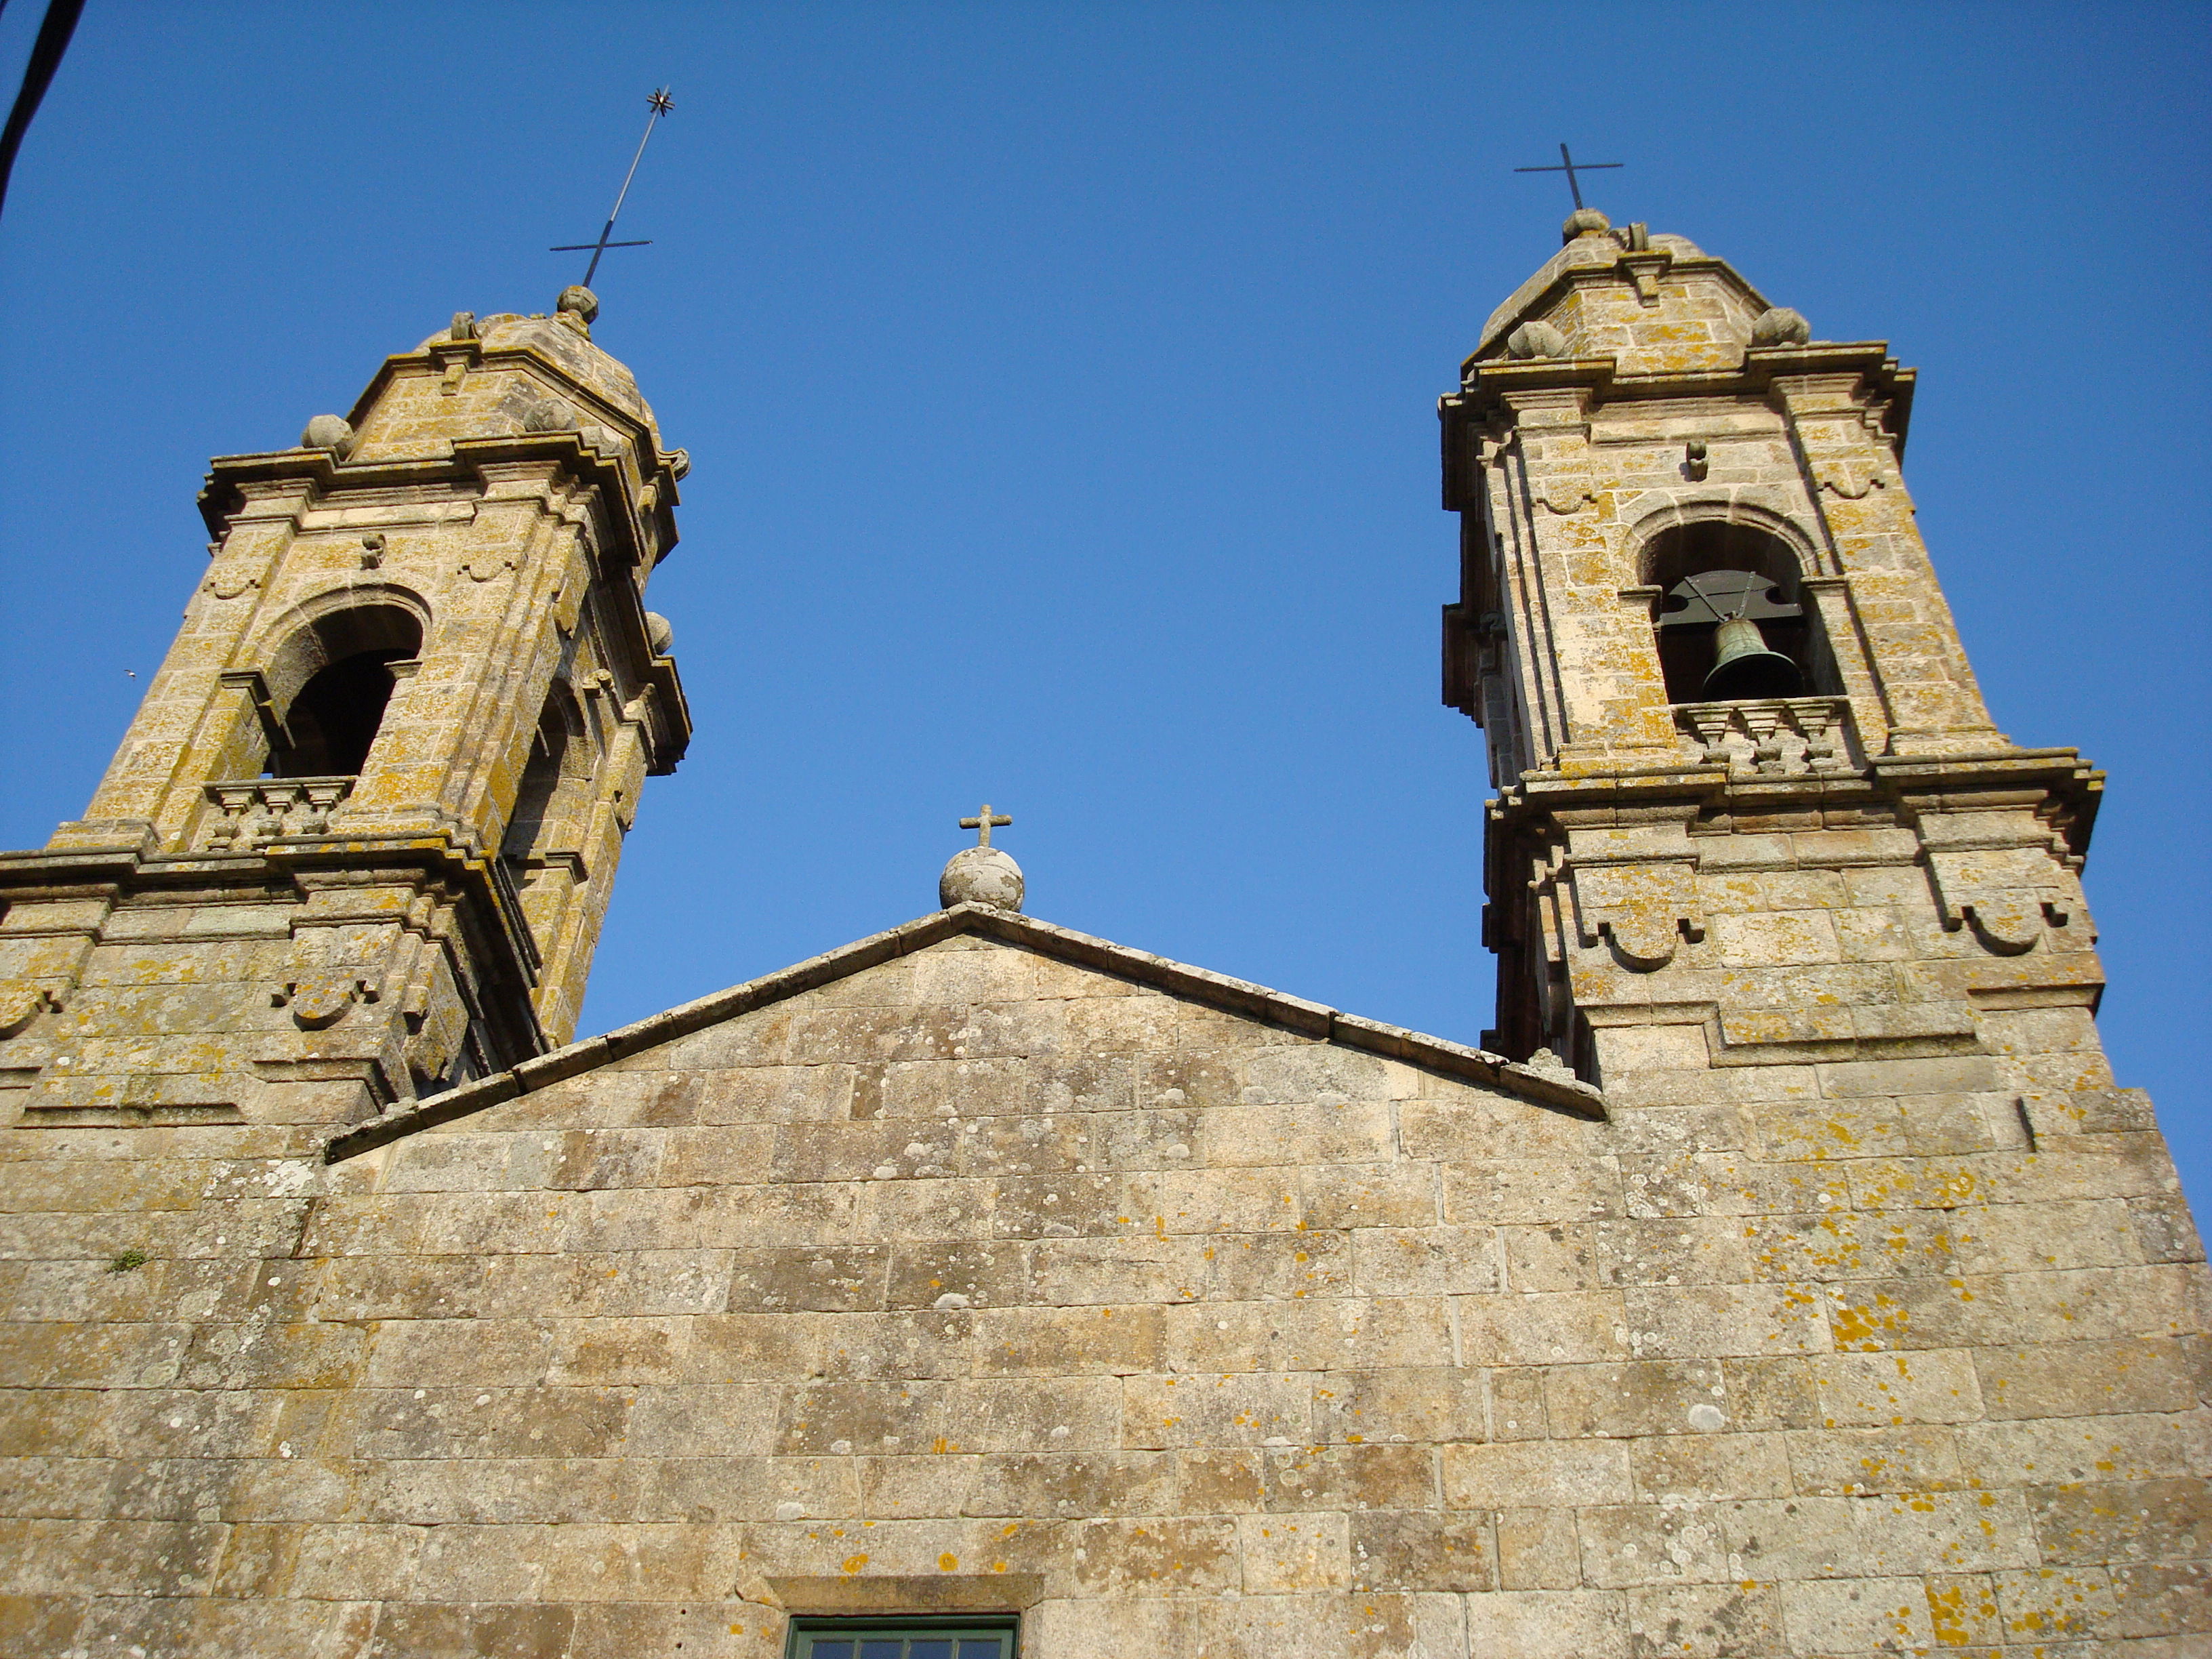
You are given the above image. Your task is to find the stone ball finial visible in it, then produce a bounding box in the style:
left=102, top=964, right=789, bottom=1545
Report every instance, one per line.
left=557, top=285, right=600, bottom=323
left=1561, top=207, right=1612, bottom=243
left=940, top=846, right=1024, bottom=912
left=1504, top=320, right=1570, bottom=361
left=300, top=414, right=355, bottom=455
left=645, top=612, right=674, bottom=655
left=1750, top=306, right=1811, bottom=348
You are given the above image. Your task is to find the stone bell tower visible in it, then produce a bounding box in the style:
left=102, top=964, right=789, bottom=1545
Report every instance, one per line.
left=0, top=288, right=690, bottom=1126
left=1441, top=209, right=2116, bottom=1115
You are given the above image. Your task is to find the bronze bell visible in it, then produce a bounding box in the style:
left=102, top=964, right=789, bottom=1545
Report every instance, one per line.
left=1701, top=615, right=1803, bottom=701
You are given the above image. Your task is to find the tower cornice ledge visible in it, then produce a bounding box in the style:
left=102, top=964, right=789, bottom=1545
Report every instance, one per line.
left=1449, top=342, right=1915, bottom=450
left=198, top=429, right=676, bottom=573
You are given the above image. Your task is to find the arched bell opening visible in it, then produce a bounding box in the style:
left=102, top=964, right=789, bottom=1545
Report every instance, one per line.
left=262, top=603, right=424, bottom=777
left=1643, top=520, right=1835, bottom=703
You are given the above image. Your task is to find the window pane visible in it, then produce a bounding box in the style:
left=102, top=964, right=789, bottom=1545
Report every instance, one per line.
left=908, top=1643, right=953, bottom=1659
left=807, top=1645, right=855, bottom=1659
left=857, top=1643, right=903, bottom=1659
left=957, top=1641, right=1006, bottom=1659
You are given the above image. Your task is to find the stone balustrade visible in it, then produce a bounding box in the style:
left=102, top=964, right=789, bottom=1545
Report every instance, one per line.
left=1672, top=694, right=1860, bottom=776
left=198, top=776, right=353, bottom=851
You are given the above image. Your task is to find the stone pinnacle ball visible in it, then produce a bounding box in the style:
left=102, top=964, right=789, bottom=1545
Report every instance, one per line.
left=939, top=846, right=1024, bottom=912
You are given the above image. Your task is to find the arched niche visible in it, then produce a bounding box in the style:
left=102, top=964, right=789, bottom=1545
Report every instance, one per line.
left=260, top=600, right=424, bottom=778
left=1638, top=517, right=1837, bottom=704
left=501, top=686, right=596, bottom=875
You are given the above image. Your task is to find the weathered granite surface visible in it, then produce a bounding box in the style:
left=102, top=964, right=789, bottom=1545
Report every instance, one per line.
left=0, top=223, right=2202, bottom=1658
left=0, top=912, right=2203, bottom=1655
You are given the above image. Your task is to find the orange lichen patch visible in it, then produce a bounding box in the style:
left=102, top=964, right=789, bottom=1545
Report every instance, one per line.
left=1830, top=1291, right=1908, bottom=1350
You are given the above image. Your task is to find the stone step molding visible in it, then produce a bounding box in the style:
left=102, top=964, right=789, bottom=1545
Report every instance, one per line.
left=197, top=775, right=354, bottom=851
left=1672, top=695, right=1860, bottom=777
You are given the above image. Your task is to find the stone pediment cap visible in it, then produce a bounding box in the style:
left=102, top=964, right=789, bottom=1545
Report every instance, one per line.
left=326, top=903, right=1604, bottom=1162
left=399, top=310, right=656, bottom=430
left=1471, top=229, right=1762, bottom=362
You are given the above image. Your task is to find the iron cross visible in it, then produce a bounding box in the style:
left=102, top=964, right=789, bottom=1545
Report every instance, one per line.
left=552, top=87, right=675, bottom=287
left=960, top=804, right=1012, bottom=848
left=1514, top=142, right=1622, bottom=211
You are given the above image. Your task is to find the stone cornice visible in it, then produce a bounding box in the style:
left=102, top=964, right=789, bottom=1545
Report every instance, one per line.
left=1490, top=745, right=2104, bottom=856
left=197, top=431, right=671, bottom=569
left=0, top=832, right=548, bottom=1007
left=1446, top=342, right=1916, bottom=455
left=325, top=903, right=1607, bottom=1163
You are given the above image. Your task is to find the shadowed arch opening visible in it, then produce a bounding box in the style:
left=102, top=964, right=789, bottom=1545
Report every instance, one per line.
left=1642, top=520, right=1833, bottom=703
left=502, top=686, right=595, bottom=873
left=263, top=603, right=423, bottom=777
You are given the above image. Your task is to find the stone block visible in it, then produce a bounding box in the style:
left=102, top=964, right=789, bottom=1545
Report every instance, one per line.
left=1592, top=1216, right=1753, bottom=1286
left=1065, top=1515, right=1237, bottom=1595
left=1786, top=1425, right=1964, bottom=1495
left=2028, top=1477, right=2212, bottom=1565
left=1960, top=1409, right=2211, bottom=1486
left=1624, top=1580, right=1790, bottom=1658
left=1633, top=1431, right=1794, bottom=1500
left=1854, top=1488, right=2037, bottom=1574
left=1349, top=1509, right=1495, bottom=1593
left=1807, top=1349, right=1982, bottom=1427
left=961, top=1450, right=1172, bottom=1519
left=1120, top=1372, right=1311, bottom=1449
left=1542, top=1358, right=1728, bottom=1439
left=1720, top=1496, right=1862, bottom=1579
left=1776, top=1576, right=1936, bottom=1654
left=1973, top=1336, right=2194, bottom=1415
left=1441, top=1159, right=1624, bottom=1226
left=1298, top=1162, right=1442, bottom=1230
left=1310, top=1365, right=1488, bottom=1446
left=1174, top=1448, right=1264, bottom=1513
left=1823, top=1275, right=2013, bottom=1353
left=2106, top=1560, right=2212, bottom=1638
left=1261, top=1442, right=1435, bottom=1513
left=1351, top=1226, right=1504, bottom=1297
left=1441, top=1439, right=1633, bottom=1509
left=1577, top=1499, right=1732, bottom=1587
left=1496, top=1502, right=1580, bottom=1590
left=1237, top=1510, right=1351, bottom=1591
left=1163, top=1296, right=1451, bottom=1374
left=969, top=1303, right=1164, bottom=1378
left=1462, top=1589, right=1630, bottom=1659
left=1624, top=1282, right=1831, bottom=1359
left=1502, top=1223, right=1599, bottom=1292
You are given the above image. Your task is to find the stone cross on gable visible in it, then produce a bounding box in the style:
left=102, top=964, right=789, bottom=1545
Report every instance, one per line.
left=960, top=804, right=1012, bottom=848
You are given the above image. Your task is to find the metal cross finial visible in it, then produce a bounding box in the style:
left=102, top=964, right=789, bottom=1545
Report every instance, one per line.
left=551, top=87, right=676, bottom=287
left=1513, top=142, right=1623, bottom=211
left=959, top=804, right=1012, bottom=848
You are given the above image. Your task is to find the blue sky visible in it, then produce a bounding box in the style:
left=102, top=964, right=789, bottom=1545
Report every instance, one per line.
left=1, top=3, right=2205, bottom=1210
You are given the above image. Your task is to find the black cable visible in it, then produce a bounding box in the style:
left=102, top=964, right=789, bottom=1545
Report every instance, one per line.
left=0, top=0, right=85, bottom=222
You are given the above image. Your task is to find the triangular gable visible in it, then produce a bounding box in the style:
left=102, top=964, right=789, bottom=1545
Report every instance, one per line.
left=327, top=903, right=1603, bottom=1162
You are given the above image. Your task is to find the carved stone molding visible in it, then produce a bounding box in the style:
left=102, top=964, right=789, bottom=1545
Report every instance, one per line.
left=274, top=974, right=377, bottom=1029
left=1568, top=859, right=1703, bottom=972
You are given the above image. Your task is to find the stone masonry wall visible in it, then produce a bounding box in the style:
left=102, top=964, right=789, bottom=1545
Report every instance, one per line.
left=1, top=930, right=2205, bottom=1656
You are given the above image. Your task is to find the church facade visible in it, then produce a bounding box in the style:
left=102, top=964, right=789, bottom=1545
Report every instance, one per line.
left=0, top=222, right=2202, bottom=1657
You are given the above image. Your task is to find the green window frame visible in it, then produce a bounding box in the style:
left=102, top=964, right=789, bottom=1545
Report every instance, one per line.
left=785, top=1616, right=1018, bottom=1659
